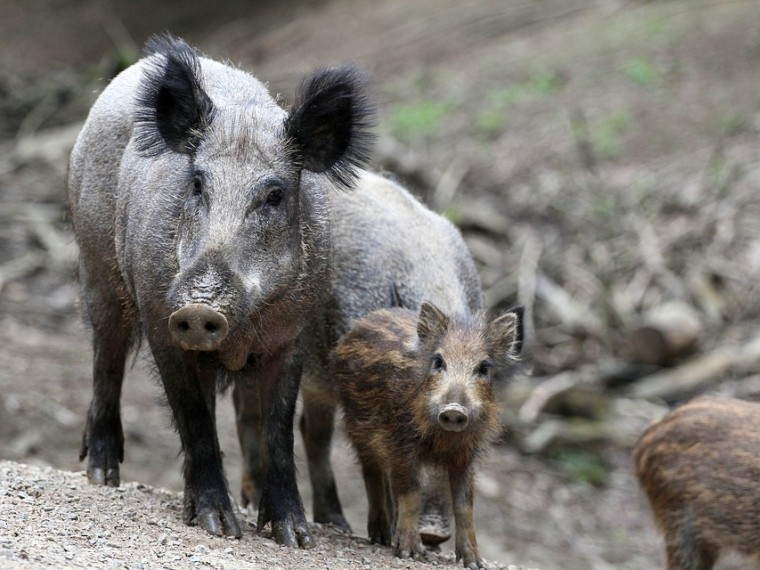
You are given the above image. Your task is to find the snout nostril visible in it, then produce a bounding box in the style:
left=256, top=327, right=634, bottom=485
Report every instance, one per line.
left=438, top=405, right=469, bottom=432
left=168, top=304, right=229, bottom=351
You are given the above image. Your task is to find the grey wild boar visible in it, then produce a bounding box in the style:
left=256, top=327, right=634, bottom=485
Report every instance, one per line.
left=231, top=171, right=487, bottom=543
left=66, top=33, right=374, bottom=547
left=333, top=301, right=524, bottom=568
left=634, top=396, right=760, bottom=570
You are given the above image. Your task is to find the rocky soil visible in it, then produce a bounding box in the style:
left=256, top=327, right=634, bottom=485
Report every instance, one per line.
left=0, top=461, right=538, bottom=570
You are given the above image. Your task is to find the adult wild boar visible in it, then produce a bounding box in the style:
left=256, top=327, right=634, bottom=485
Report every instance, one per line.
left=232, top=171, right=487, bottom=543
left=66, top=33, right=374, bottom=547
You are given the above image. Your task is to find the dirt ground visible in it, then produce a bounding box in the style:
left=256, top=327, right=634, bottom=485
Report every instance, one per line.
left=1, top=1, right=759, bottom=569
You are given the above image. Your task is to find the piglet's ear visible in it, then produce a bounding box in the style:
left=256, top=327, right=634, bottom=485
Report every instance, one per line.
left=417, top=301, right=450, bottom=345
left=286, top=65, right=376, bottom=190
left=487, top=306, right=524, bottom=367
left=135, top=33, right=215, bottom=156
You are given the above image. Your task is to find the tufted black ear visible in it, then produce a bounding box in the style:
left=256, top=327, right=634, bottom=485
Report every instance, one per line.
left=285, top=65, right=376, bottom=190
left=135, top=33, right=214, bottom=156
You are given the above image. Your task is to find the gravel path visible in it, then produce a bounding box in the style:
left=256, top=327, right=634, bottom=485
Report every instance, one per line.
left=0, top=461, right=536, bottom=570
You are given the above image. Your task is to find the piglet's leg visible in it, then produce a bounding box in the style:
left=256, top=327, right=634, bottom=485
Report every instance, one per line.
left=419, top=466, right=453, bottom=546
left=390, top=466, right=425, bottom=560
left=358, top=455, right=391, bottom=546
left=662, top=516, right=718, bottom=570
left=451, top=467, right=484, bottom=569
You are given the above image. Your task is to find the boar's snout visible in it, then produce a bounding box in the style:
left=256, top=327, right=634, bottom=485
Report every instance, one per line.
left=168, top=304, right=229, bottom=351
left=438, top=403, right=469, bottom=432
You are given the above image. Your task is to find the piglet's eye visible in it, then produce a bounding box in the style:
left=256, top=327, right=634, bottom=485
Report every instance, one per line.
left=477, top=360, right=492, bottom=378
left=431, top=353, right=445, bottom=372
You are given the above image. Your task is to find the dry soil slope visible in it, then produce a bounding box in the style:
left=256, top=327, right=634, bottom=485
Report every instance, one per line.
left=0, top=461, right=537, bottom=570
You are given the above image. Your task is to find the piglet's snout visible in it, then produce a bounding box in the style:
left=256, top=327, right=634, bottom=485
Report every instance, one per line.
left=168, top=303, right=229, bottom=351
left=438, top=403, right=469, bottom=432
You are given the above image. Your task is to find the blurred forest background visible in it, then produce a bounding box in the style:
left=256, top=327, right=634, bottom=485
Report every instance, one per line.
left=0, top=1, right=758, bottom=568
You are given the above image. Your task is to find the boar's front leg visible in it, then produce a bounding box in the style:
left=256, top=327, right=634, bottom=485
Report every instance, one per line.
left=256, top=347, right=314, bottom=548
left=150, top=340, right=241, bottom=538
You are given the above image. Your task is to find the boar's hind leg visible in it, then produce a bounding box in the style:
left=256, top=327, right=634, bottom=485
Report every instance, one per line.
left=151, top=343, right=241, bottom=538
left=300, top=375, right=351, bottom=531
left=232, top=380, right=264, bottom=508
left=256, top=349, right=314, bottom=548
left=78, top=270, right=135, bottom=488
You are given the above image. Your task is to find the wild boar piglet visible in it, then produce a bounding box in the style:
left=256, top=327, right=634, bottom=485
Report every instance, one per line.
left=334, top=302, right=523, bottom=569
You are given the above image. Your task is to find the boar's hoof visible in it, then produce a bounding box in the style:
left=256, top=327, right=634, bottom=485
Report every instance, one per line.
left=197, top=508, right=242, bottom=538
left=184, top=494, right=242, bottom=538
left=272, top=519, right=316, bottom=549
left=169, top=304, right=229, bottom=351
left=438, top=403, right=469, bottom=432
left=257, top=500, right=315, bottom=548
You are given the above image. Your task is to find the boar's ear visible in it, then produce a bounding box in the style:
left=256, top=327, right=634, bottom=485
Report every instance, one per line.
left=487, top=306, right=524, bottom=366
left=286, top=65, right=376, bottom=190
left=135, top=33, right=215, bottom=156
left=417, top=301, right=450, bottom=345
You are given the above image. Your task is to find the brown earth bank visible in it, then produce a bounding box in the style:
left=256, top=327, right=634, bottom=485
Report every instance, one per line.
left=1, top=1, right=759, bottom=569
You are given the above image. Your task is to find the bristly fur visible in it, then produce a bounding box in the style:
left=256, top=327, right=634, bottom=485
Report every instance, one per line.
left=634, top=396, right=760, bottom=569
left=285, top=65, right=376, bottom=191
left=134, top=33, right=215, bottom=156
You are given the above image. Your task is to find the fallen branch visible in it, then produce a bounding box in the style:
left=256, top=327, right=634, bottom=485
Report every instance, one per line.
left=0, top=251, right=47, bottom=292
left=628, top=334, right=760, bottom=400
left=13, top=122, right=83, bottom=166
left=535, top=271, right=604, bottom=337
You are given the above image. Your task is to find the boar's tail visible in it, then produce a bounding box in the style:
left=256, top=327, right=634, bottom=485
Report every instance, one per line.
left=389, top=281, right=405, bottom=309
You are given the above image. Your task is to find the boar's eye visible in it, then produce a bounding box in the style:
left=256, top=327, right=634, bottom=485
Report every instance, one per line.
left=430, top=353, right=446, bottom=372
left=188, top=173, right=204, bottom=198
left=476, top=360, right=492, bottom=379
left=266, top=186, right=284, bottom=207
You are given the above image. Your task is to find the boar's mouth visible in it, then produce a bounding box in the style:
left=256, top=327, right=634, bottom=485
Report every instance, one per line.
left=218, top=343, right=252, bottom=371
